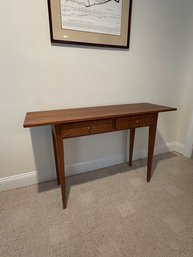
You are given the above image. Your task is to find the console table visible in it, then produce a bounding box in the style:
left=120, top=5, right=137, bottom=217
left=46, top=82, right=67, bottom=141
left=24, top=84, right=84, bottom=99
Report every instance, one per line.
left=23, top=103, right=177, bottom=209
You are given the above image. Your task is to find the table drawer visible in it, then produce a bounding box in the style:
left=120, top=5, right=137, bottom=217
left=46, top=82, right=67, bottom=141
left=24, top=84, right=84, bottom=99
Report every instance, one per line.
left=116, top=114, right=157, bottom=130
left=62, top=119, right=113, bottom=138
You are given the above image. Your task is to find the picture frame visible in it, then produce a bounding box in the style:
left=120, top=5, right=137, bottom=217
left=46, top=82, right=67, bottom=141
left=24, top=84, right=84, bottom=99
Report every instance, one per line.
left=47, top=0, right=132, bottom=48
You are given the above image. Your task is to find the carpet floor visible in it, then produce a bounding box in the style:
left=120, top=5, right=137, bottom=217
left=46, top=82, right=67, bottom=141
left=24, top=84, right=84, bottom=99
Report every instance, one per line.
left=0, top=152, right=193, bottom=257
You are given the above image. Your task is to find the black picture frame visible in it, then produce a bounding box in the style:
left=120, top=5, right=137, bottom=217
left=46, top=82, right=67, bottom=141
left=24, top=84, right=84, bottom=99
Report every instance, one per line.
left=47, top=0, right=132, bottom=48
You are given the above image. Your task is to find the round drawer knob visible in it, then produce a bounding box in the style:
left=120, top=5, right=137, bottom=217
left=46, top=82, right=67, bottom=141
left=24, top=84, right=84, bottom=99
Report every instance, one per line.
left=136, top=120, right=139, bottom=124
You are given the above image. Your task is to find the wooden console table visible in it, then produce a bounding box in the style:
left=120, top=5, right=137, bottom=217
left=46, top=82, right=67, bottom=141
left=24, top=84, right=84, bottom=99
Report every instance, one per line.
left=23, top=103, right=177, bottom=209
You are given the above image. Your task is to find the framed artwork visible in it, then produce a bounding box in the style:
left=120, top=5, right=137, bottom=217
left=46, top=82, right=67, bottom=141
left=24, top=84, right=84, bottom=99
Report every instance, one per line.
left=47, top=0, right=133, bottom=48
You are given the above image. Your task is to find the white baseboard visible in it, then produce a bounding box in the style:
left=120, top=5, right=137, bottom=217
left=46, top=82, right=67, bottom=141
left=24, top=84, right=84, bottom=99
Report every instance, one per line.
left=0, top=171, right=38, bottom=192
left=65, top=152, right=127, bottom=177
left=0, top=141, right=184, bottom=192
left=173, top=142, right=185, bottom=155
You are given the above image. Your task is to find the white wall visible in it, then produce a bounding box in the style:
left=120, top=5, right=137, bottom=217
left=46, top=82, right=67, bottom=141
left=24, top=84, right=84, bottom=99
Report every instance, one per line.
left=175, top=5, right=193, bottom=154
left=177, top=51, right=193, bottom=156
left=1, top=0, right=193, bottom=189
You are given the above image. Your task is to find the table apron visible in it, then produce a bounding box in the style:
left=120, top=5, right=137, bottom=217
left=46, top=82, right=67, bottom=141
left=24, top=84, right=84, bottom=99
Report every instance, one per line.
left=60, top=114, right=158, bottom=139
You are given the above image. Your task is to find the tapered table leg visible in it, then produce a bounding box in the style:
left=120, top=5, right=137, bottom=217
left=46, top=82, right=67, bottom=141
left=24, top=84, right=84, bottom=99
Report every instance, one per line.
left=52, top=125, right=67, bottom=209
left=147, top=121, right=157, bottom=182
left=52, top=126, right=60, bottom=185
left=129, top=128, right=135, bottom=166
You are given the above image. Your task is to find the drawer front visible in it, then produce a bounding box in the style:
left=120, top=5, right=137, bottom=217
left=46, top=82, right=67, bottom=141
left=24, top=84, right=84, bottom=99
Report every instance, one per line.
left=62, top=119, right=113, bottom=138
left=116, top=114, right=157, bottom=130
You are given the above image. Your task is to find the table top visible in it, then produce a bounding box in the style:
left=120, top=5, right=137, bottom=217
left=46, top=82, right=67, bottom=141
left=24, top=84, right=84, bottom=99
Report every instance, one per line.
left=23, top=103, right=177, bottom=128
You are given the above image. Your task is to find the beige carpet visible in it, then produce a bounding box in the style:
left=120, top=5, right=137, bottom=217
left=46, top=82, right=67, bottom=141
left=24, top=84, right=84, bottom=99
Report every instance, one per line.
left=0, top=152, right=193, bottom=257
